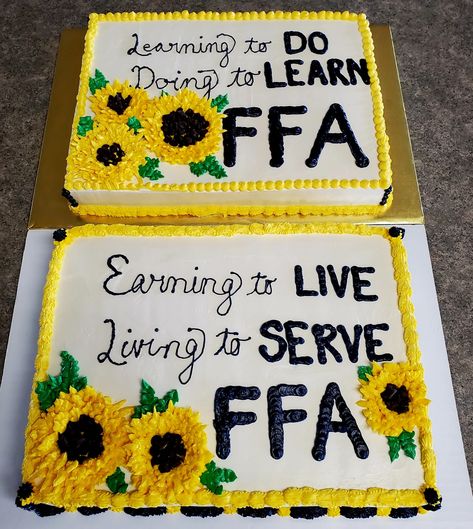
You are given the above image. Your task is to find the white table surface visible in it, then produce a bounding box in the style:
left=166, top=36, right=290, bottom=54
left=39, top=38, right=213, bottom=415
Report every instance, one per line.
left=0, top=226, right=472, bottom=528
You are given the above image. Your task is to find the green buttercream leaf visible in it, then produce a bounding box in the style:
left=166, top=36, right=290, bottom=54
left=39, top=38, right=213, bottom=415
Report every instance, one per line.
left=399, top=430, right=415, bottom=440
left=35, top=351, right=87, bottom=411
left=127, top=116, right=142, bottom=134
left=160, top=90, right=169, bottom=97
left=59, top=350, right=84, bottom=390
left=36, top=376, right=61, bottom=412
left=89, top=68, right=108, bottom=94
left=140, top=379, right=157, bottom=405
left=77, top=116, right=94, bottom=137
left=189, top=155, right=227, bottom=179
left=132, top=380, right=179, bottom=418
left=155, top=389, right=179, bottom=412
left=399, top=430, right=416, bottom=459
left=387, top=436, right=401, bottom=462
left=189, top=159, right=207, bottom=176
left=205, top=155, right=227, bottom=179
left=132, top=379, right=156, bottom=418
left=200, top=460, right=237, bottom=495
left=210, top=94, right=229, bottom=112
left=138, top=157, right=164, bottom=181
left=106, top=467, right=128, bottom=494
left=357, top=365, right=373, bottom=382
left=163, top=388, right=179, bottom=407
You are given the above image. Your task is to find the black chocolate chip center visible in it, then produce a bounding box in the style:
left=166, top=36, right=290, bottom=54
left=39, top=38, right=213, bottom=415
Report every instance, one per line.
left=107, top=92, right=132, bottom=115
left=380, top=383, right=410, bottom=414
left=57, top=414, right=104, bottom=463
left=161, top=107, right=209, bottom=147
left=96, top=142, right=125, bottom=166
left=149, top=432, right=186, bottom=473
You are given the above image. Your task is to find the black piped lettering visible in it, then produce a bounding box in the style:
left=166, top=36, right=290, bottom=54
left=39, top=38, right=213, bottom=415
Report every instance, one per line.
left=263, top=62, right=286, bottom=88
left=267, top=384, right=307, bottom=459
left=308, top=60, right=329, bottom=85
left=294, top=264, right=318, bottom=296
left=284, top=321, right=313, bottom=365
left=214, top=386, right=261, bottom=459
left=337, top=324, right=363, bottom=363
left=259, top=320, right=287, bottom=362
left=351, top=266, right=378, bottom=301
left=312, top=382, right=369, bottom=461
left=346, top=58, right=370, bottom=85
left=327, top=265, right=350, bottom=298
left=305, top=103, right=370, bottom=169
left=268, top=106, right=307, bottom=167
left=364, top=323, right=392, bottom=361
left=311, top=324, right=342, bottom=364
left=223, top=107, right=262, bottom=166
left=327, top=58, right=350, bottom=85
left=284, top=59, right=305, bottom=86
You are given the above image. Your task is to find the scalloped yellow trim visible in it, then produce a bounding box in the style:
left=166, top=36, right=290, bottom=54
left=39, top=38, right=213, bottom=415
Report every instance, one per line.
left=71, top=192, right=393, bottom=218
left=21, top=223, right=436, bottom=514
left=66, top=10, right=391, bottom=200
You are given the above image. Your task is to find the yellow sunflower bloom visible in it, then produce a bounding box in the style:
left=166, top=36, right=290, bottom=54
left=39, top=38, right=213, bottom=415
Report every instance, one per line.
left=22, top=386, right=128, bottom=502
left=89, top=80, right=150, bottom=124
left=357, top=362, right=430, bottom=437
left=127, top=403, right=212, bottom=501
left=67, top=122, right=147, bottom=187
left=145, top=89, right=224, bottom=164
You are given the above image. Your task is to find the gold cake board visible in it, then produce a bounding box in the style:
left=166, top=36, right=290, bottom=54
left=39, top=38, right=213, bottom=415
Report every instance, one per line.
left=28, top=26, right=423, bottom=228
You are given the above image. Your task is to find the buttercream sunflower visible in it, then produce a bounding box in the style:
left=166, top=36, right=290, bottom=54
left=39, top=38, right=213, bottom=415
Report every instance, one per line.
left=358, top=362, right=430, bottom=437
left=127, top=403, right=212, bottom=501
left=67, top=122, right=147, bottom=187
left=22, top=386, right=128, bottom=503
left=89, top=80, right=150, bottom=124
left=145, top=89, right=224, bottom=164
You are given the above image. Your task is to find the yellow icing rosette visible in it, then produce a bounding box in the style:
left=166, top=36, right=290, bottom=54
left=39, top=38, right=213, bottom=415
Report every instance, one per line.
left=22, top=386, right=128, bottom=502
left=357, top=362, right=430, bottom=437
left=145, top=89, right=224, bottom=164
left=89, top=79, right=150, bottom=124
left=127, top=403, right=212, bottom=500
left=67, top=122, right=147, bottom=187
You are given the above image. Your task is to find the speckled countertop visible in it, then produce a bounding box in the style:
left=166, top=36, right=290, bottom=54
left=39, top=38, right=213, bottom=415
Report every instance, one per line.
left=0, top=0, right=471, bottom=486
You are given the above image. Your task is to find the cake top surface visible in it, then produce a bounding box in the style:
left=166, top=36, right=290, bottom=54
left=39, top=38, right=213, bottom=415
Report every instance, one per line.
left=65, top=11, right=391, bottom=201
left=19, top=224, right=439, bottom=516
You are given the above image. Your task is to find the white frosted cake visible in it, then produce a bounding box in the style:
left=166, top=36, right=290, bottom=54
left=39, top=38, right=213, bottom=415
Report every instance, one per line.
left=17, top=224, right=441, bottom=518
left=62, top=11, right=392, bottom=217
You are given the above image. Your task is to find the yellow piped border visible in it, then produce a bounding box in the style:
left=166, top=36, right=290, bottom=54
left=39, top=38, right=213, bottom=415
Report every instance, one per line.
left=72, top=193, right=392, bottom=218
left=66, top=11, right=392, bottom=201
left=21, top=223, right=437, bottom=514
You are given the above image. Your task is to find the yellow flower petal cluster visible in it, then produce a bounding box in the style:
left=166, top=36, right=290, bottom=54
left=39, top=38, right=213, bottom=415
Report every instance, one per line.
left=145, top=89, right=224, bottom=164
left=89, top=80, right=150, bottom=124
left=67, top=122, right=146, bottom=187
left=127, top=403, right=212, bottom=500
left=358, top=362, right=430, bottom=436
left=23, top=387, right=129, bottom=501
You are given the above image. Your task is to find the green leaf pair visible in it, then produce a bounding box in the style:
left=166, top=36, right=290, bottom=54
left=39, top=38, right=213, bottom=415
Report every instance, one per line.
left=200, top=460, right=237, bottom=495
left=189, top=155, right=227, bottom=179
left=89, top=69, right=109, bottom=95
left=132, top=380, right=179, bottom=418
left=387, top=430, right=416, bottom=462
left=138, top=157, right=164, bottom=181
left=35, top=351, right=87, bottom=411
